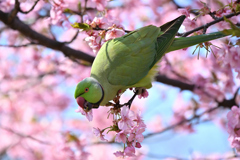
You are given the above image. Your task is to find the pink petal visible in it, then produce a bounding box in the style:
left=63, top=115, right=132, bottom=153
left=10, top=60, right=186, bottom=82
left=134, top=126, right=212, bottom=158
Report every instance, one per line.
left=124, top=146, right=136, bottom=157
left=113, top=151, right=124, bottom=157
left=135, top=142, right=142, bottom=148
left=75, top=107, right=93, bottom=121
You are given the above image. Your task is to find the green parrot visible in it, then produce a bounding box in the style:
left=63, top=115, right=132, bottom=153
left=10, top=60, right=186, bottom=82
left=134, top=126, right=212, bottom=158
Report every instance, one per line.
left=74, top=15, right=228, bottom=111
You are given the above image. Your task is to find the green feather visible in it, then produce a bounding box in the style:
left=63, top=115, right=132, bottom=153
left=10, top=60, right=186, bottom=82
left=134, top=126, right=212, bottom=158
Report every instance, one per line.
left=167, top=31, right=228, bottom=52
left=103, top=16, right=186, bottom=86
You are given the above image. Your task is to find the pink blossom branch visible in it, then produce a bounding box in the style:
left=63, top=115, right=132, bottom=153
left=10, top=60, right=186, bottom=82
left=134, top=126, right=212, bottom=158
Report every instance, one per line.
left=156, top=74, right=239, bottom=106
left=158, top=58, right=239, bottom=107
left=144, top=105, right=219, bottom=138
left=0, top=10, right=95, bottom=63
left=164, top=57, right=191, bottom=82
left=180, top=11, right=240, bottom=37
left=0, top=71, right=58, bottom=95
left=144, top=88, right=239, bottom=139
left=0, top=125, right=50, bottom=145
left=93, top=12, right=240, bottom=36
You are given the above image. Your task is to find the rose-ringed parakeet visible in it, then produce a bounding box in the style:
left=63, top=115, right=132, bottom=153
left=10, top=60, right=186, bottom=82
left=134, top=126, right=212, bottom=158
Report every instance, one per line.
left=74, top=15, right=228, bottom=111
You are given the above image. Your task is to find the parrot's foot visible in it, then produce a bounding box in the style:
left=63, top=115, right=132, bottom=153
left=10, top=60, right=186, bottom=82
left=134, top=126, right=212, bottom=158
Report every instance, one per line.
left=124, top=91, right=138, bottom=109
left=111, top=88, right=146, bottom=109
left=135, top=87, right=149, bottom=99
left=134, top=87, right=146, bottom=95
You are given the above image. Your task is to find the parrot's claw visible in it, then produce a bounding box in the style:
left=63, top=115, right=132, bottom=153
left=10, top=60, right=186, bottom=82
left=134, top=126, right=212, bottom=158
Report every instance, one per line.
left=112, top=88, right=145, bottom=109
left=83, top=102, right=99, bottom=111
left=134, top=87, right=146, bottom=95
left=122, top=90, right=139, bottom=109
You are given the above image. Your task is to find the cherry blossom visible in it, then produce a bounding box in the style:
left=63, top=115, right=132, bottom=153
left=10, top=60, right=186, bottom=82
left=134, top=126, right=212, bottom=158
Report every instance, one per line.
left=178, top=7, right=191, bottom=17
left=118, top=106, right=136, bottom=130
left=124, top=145, right=136, bottom=157
left=183, top=18, right=198, bottom=31
left=128, top=126, right=145, bottom=144
left=227, top=106, right=240, bottom=152
left=115, top=130, right=127, bottom=143
left=113, top=151, right=124, bottom=157
left=135, top=110, right=147, bottom=128
left=105, top=28, right=125, bottom=40
left=75, top=106, right=93, bottom=121
left=48, top=0, right=69, bottom=27
left=93, top=127, right=108, bottom=141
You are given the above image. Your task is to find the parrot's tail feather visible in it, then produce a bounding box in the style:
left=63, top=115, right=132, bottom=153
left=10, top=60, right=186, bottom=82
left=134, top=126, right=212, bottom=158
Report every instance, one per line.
left=167, top=31, right=228, bottom=52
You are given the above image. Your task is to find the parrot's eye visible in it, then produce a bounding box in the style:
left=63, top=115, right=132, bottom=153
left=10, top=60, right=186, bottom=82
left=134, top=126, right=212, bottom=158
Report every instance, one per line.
left=85, top=88, right=89, bottom=92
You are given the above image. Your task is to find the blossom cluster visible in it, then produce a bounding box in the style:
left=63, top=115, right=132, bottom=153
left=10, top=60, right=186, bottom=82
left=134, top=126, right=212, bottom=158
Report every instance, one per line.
left=48, top=0, right=70, bottom=27
left=93, top=106, right=147, bottom=158
left=227, top=106, right=240, bottom=152
left=216, top=46, right=240, bottom=79
left=80, top=16, right=125, bottom=54
left=76, top=89, right=149, bottom=157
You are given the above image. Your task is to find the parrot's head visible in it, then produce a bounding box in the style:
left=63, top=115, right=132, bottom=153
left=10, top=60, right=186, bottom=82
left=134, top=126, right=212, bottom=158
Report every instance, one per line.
left=74, top=77, right=104, bottom=111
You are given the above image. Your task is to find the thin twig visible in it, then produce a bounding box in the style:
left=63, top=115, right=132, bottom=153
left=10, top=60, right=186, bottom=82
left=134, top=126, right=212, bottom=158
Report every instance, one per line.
left=62, top=30, right=79, bottom=44
left=93, top=26, right=131, bottom=33
left=0, top=42, right=37, bottom=47
left=19, top=0, right=40, bottom=14
left=164, top=57, right=192, bottom=83
left=180, top=11, right=240, bottom=37
left=144, top=87, right=239, bottom=139
left=144, top=105, right=219, bottom=138
left=0, top=125, right=50, bottom=145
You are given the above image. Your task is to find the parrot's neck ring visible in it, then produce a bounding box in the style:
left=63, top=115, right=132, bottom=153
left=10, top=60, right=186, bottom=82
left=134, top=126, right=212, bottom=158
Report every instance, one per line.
left=93, top=84, right=104, bottom=106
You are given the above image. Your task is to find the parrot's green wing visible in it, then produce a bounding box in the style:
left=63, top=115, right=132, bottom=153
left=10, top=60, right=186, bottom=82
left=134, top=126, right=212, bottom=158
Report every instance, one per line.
left=106, top=15, right=186, bottom=86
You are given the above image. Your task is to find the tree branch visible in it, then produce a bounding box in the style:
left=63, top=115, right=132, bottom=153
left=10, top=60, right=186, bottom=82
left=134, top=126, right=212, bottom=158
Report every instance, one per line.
left=155, top=74, right=195, bottom=91
left=8, top=0, right=20, bottom=23
left=0, top=10, right=94, bottom=63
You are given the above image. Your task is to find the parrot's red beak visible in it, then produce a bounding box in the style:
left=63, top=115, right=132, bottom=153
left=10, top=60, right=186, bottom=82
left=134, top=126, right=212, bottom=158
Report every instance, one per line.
left=76, top=97, right=86, bottom=109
